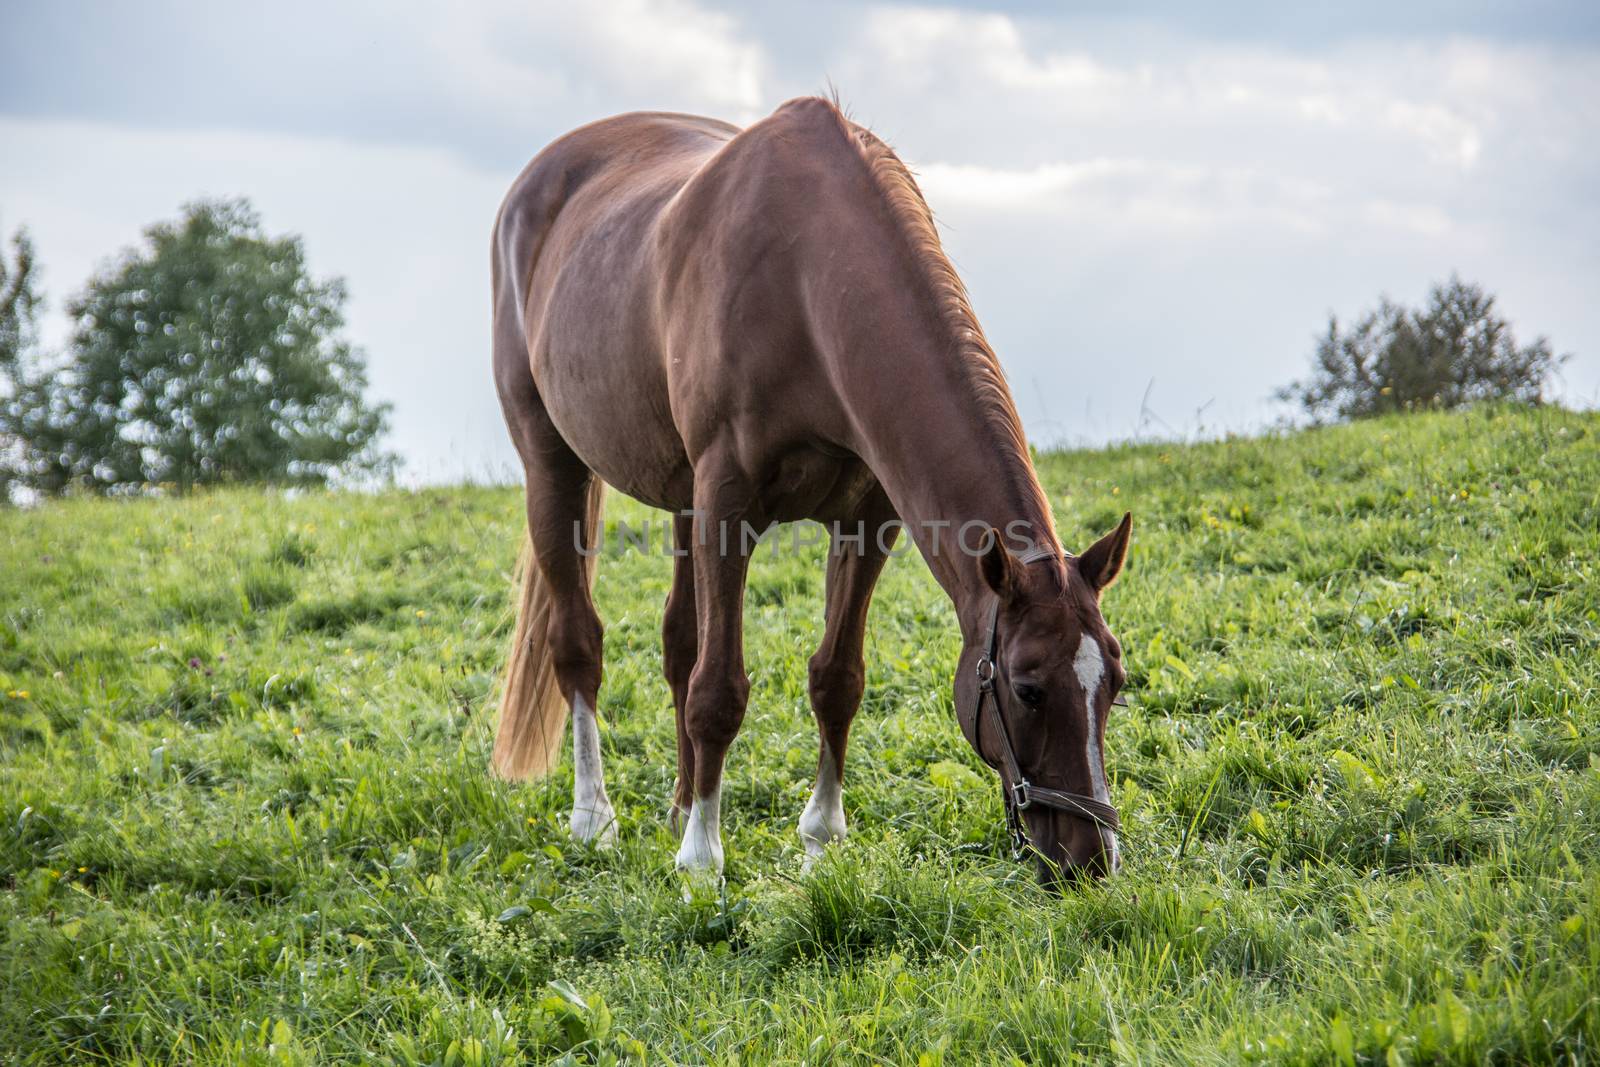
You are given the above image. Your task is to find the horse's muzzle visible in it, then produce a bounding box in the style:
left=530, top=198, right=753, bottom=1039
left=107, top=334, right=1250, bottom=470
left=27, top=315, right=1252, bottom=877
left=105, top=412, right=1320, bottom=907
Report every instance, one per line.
left=1028, top=808, right=1119, bottom=889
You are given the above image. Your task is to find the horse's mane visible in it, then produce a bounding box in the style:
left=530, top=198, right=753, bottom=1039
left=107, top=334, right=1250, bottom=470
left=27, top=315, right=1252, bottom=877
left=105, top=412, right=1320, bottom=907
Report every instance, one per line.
left=826, top=99, right=1056, bottom=541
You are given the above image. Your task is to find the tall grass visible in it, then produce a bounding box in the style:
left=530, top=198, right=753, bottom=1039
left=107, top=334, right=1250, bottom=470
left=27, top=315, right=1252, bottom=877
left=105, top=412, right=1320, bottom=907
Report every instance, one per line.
left=2, top=405, right=1597, bottom=1063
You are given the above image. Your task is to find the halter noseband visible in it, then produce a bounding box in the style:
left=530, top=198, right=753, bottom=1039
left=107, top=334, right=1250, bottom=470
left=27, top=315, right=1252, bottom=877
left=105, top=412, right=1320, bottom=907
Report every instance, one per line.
left=974, top=543, right=1122, bottom=860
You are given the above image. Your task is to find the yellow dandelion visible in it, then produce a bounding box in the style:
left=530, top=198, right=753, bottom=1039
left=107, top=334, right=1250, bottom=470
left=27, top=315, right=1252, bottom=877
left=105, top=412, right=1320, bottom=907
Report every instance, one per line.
left=415, top=610, right=428, bottom=619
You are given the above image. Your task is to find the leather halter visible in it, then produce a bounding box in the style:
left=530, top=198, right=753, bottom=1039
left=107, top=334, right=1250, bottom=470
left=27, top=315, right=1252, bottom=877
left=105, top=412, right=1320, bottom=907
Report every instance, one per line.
left=974, top=543, right=1122, bottom=859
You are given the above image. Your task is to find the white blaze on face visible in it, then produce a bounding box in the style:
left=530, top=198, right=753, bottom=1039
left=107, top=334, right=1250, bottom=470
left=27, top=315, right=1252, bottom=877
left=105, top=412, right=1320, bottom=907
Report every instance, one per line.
left=569, top=693, right=617, bottom=846
left=1073, top=635, right=1121, bottom=870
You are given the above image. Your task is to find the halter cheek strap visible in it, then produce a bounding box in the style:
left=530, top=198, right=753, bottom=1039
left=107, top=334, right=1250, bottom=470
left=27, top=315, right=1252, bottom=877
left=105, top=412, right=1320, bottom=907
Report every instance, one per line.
left=975, top=545, right=1122, bottom=858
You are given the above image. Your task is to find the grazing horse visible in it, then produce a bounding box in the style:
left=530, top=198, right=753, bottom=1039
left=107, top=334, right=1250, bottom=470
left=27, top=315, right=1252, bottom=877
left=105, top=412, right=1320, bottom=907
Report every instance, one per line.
left=490, top=97, right=1131, bottom=885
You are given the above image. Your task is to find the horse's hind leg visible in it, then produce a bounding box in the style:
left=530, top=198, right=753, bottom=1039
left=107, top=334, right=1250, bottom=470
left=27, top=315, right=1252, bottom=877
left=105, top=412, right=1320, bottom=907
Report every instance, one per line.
left=801, top=487, right=897, bottom=865
left=527, top=446, right=617, bottom=845
left=495, top=332, right=616, bottom=845
left=662, top=512, right=698, bottom=834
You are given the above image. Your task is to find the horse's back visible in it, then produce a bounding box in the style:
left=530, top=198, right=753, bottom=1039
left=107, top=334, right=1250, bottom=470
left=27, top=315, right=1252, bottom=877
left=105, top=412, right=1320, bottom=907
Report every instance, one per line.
left=494, top=112, right=737, bottom=507
left=495, top=110, right=737, bottom=338
left=494, top=100, right=879, bottom=517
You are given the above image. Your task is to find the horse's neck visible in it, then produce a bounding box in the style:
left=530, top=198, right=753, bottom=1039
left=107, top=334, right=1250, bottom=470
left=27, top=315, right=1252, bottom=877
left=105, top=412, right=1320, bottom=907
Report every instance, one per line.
left=830, top=322, right=1058, bottom=617
left=882, top=425, right=1057, bottom=614
left=798, top=170, right=1058, bottom=619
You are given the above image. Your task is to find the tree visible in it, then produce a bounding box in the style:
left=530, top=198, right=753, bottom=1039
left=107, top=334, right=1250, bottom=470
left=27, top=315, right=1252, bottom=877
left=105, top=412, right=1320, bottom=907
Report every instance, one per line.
left=0, top=227, right=41, bottom=374
left=1, top=227, right=43, bottom=502
left=3, top=199, right=394, bottom=494
left=1280, top=277, right=1567, bottom=422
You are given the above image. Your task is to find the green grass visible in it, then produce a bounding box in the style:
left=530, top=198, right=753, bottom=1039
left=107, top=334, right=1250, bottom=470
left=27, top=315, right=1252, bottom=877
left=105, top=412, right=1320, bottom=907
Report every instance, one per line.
left=2, top=405, right=1598, bottom=1065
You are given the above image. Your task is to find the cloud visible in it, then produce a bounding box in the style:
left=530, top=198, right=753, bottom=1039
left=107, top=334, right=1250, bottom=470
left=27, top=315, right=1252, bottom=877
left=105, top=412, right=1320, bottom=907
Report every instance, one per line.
left=914, top=159, right=1342, bottom=236
left=433, top=0, right=767, bottom=121
left=859, top=7, right=1126, bottom=94
left=555, top=0, right=765, bottom=111
left=838, top=6, right=1521, bottom=175
left=826, top=6, right=1599, bottom=435
left=2, top=1, right=1596, bottom=478
left=0, top=0, right=770, bottom=167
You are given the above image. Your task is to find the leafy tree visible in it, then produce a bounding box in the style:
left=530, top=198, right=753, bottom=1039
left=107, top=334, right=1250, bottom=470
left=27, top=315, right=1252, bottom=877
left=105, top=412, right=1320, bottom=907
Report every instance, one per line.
left=3, top=199, right=393, bottom=494
left=1, top=227, right=43, bottom=501
left=0, top=227, right=41, bottom=374
left=1281, top=277, right=1567, bottom=422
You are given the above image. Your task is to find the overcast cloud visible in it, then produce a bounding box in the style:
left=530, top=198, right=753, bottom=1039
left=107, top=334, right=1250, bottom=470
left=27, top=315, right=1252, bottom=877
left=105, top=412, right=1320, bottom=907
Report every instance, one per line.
left=2, top=1, right=1596, bottom=482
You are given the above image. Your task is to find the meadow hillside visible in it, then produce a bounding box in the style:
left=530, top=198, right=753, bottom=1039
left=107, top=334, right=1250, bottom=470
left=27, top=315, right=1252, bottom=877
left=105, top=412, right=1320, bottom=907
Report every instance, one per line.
left=2, top=406, right=1597, bottom=1064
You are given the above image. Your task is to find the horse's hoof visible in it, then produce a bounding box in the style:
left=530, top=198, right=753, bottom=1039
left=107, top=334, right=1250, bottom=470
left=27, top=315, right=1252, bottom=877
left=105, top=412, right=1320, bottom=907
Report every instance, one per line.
left=571, top=802, right=618, bottom=848
left=676, top=864, right=723, bottom=903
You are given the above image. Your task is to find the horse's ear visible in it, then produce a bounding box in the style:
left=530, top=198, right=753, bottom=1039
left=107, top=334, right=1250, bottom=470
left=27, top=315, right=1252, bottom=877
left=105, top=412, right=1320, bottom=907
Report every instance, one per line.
left=978, top=526, right=1015, bottom=598
left=1078, top=512, right=1132, bottom=595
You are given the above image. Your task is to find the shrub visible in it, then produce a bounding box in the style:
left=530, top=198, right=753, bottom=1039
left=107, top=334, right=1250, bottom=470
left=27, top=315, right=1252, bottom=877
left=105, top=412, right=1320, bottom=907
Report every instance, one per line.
left=1280, top=276, right=1567, bottom=422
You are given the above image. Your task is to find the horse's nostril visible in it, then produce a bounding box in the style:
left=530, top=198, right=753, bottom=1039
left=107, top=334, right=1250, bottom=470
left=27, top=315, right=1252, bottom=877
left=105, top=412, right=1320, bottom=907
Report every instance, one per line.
left=1035, top=858, right=1064, bottom=891
left=1035, top=847, right=1118, bottom=888
left=1035, top=856, right=1100, bottom=890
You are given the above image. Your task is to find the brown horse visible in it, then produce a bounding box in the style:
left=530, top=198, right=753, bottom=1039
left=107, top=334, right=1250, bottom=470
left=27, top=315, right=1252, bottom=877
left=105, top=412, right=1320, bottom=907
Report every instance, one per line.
left=490, top=96, right=1131, bottom=885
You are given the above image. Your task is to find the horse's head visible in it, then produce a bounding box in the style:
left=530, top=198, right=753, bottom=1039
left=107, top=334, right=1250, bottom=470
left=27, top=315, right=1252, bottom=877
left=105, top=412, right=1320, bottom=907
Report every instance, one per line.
left=955, top=513, right=1132, bottom=888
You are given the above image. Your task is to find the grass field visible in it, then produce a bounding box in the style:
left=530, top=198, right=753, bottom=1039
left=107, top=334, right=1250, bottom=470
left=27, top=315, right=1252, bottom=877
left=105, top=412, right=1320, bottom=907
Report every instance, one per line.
left=2, top=405, right=1598, bottom=1064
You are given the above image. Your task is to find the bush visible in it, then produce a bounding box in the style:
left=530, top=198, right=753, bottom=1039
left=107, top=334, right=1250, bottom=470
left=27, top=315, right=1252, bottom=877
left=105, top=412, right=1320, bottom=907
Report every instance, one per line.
left=1281, top=276, right=1567, bottom=422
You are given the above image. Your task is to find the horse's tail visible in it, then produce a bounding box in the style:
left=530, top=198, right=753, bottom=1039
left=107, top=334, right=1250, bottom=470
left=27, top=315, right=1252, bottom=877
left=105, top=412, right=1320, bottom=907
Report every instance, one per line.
left=491, top=479, right=605, bottom=780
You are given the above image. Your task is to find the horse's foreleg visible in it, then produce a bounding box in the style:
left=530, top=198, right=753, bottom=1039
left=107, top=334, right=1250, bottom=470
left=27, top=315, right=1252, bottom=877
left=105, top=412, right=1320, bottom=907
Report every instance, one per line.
left=800, top=487, right=897, bottom=866
left=674, top=463, right=763, bottom=881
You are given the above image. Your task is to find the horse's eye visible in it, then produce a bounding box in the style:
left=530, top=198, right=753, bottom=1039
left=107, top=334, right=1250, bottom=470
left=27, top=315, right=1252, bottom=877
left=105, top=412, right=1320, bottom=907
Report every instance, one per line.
left=1013, top=682, right=1044, bottom=707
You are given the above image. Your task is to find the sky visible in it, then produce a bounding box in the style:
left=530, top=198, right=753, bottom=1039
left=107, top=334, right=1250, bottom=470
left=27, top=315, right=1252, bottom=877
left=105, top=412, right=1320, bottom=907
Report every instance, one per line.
left=3, top=1, right=1597, bottom=483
